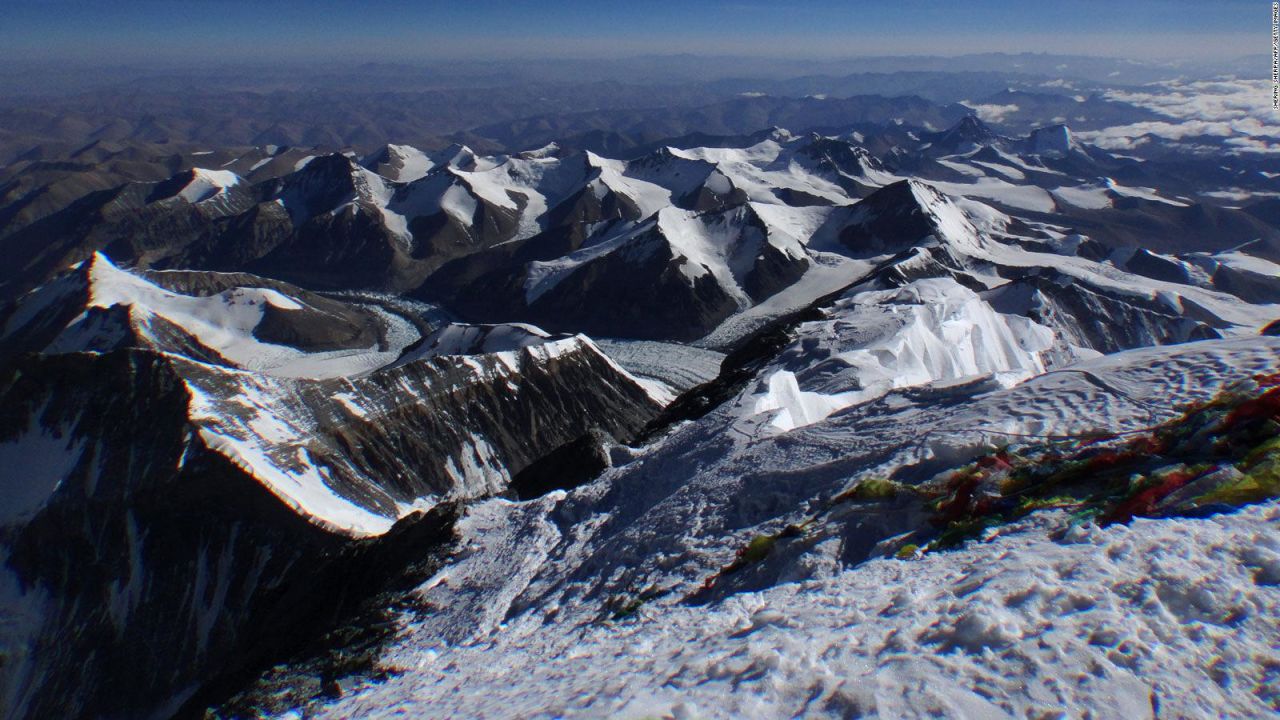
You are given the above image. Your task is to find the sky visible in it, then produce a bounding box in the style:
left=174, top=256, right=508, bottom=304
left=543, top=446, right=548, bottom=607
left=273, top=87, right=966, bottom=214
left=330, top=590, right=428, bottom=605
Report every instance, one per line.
left=0, top=0, right=1268, bottom=64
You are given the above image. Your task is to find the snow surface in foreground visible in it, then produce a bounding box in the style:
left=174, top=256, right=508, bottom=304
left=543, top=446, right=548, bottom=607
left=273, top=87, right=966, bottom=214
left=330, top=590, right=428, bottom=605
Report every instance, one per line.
left=307, top=336, right=1280, bottom=719
left=322, top=503, right=1280, bottom=719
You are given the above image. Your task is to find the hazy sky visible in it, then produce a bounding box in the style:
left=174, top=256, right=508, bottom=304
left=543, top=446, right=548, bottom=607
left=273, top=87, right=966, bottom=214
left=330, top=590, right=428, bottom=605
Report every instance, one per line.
left=0, top=0, right=1266, bottom=63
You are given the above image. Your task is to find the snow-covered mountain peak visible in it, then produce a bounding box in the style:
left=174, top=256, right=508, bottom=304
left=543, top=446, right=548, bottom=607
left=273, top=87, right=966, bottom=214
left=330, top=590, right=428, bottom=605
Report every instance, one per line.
left=841, top=179, right=984, bottom=256
left=1027, top=123, right=1083, bottom=157
left=396, top=322, right=557, bottom=364
left=926, top=114, right=999, bottom=155
left=362, top=143, right=435, bottom=182
left=174, top=167, right=242, bottom=203
left=8, top=110, right=1280, bottom=720
left=795, top=135, right=886, bottom=180
left=268, top=151, right=415, bottom=240
left=433, top=143, right=479, bottom=170
left=519, top=142, right=561, bottom=160
left=951, top=114, right=993, bottom=136
left=764, top=126, right=795, bottom=142
left=273, top=152, right=363, bottom=217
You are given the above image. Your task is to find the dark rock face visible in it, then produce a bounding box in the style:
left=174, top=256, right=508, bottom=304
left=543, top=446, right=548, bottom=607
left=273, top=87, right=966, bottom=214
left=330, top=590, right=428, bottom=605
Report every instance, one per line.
left=838, top=179, right=953, bottom=256
left=544, top=179, right=643, bottom=229
left=989, top=272, right=1224, bottom=354
left=1060, top=201, right=1280, bottom=260
left=1122, top=248, right=1193, bottom=285
left=743, top=239, right=810, bottom=302
left=0, top=350, right=343, bottom=720
left=252, top=300, right=385, bottom=353
left=919, top=115, right=998, bottom=156
left=524, top=233, right=740, bottom=342
left=0, top=328, right=662, bottom=719
left=184, top=503, right=462, bottom=718
left=1210, top=264, right=1280, bottom=305
left=0, top=166, right=270, bottom=303
left=510, top=430, right=612, bottom=500
left=246, top=205, right=405, bottom=291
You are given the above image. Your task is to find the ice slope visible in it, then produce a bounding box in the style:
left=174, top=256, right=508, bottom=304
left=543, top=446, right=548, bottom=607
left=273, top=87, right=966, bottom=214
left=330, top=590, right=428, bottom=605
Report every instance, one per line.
left=752, top=278, right=1056, bottom=431
left=310, top=335, right=1280, bottom=719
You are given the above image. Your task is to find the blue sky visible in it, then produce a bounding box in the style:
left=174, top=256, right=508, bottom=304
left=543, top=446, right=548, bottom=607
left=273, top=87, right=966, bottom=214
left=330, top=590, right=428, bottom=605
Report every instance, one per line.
left=0, top=0, right=1265, bottom=63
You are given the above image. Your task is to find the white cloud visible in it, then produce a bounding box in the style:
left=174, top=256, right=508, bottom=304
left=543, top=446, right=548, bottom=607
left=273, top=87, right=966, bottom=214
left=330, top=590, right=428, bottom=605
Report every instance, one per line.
left=1076, top=78, right=1280, bottom=154
left=961, top=102, right=1019, bottom=123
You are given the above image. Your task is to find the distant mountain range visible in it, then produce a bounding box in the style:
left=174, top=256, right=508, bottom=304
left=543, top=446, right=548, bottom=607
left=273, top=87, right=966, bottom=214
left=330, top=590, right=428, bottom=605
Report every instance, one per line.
left=1, top=106, right=1278, bottom=718
left=0, top=52, right=1225, bottom=166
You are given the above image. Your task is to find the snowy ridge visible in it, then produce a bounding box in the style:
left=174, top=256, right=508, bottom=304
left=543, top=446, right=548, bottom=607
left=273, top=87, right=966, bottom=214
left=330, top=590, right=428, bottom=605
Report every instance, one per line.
left=179, top=330, right=663, bottom=537
left=42, top=254, right=410, bottom=379
left=402, top=322, right=553, bottom=360
left=185, top=373, right=400, bottom=538
left=3, top=255, right=667, bottom=540
left=185, top=334, right=659, bottom=537
left=523, top=201, right=812, bottom=310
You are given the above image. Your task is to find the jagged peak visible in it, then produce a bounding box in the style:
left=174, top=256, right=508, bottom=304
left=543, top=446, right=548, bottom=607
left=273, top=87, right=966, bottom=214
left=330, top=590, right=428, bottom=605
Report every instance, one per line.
left=518, top=142, right=560, bottom=160
left=844, top=179, right=984, bottom=255
left=947, top=114, right=996, bottom=139
left=271, top=152, right=398, bottom=224
left=395, top=322, right=559, bottom=366
left=433, top=143, right=478, bottom=170
left=797, top=135, right=883, bottom=176
left=1027, top=123, right=1083, bottom=156
left=361, top=143, right=434, bottom=183
left=177, top=167, right=242, bottom=203
left=924, top=115, right=1001, bottom=155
